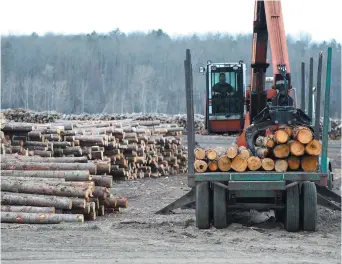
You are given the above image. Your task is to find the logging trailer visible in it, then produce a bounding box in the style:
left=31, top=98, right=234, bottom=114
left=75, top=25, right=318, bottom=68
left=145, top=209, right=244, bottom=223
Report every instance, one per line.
left=157, top=0, right=341, bottom=232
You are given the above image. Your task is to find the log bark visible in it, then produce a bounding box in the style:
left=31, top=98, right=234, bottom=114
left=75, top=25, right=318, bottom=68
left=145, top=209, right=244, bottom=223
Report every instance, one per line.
left=1, top=205, right=55, bottom=213
left=71, top=198, right=86, bottom=209
left=63, top=147, right=82, bottom=156
left=91, top=175, right=113, bottom=188
left=53, top=141, right=71, bottom=149
left=294, top=126, right=313, bottom=144
left=273, top=144, right=290, bottom=158
left=1, top=212, right=84, bottom=224
left=255, top=136, right=275, bottom=148
left=305, top=139, right=322, bottom=156
left=24, top=141, right=50, bottom=147
left=301, top=156, right=318, bottom=172
left=194, top=160, right=208, bottom=173
left=194, top=148, right=206, bottom=160
left=32, top=150, right=53, bottom=157
left=0, top=176, right=65, bottom=183
left=247, top=156, right=262, bottom=171
left=93, top=186, right=110, bottom=199
left=0, top=170, right=91, bottom=181
left=0, top=156, right=89, bottom=163
left=275, top=129, right=289, bottom=144
left=116, top=197, right=128, bottom=208
left=0, top=192, right=72, bottom=209
left=275, top=160, right=288, bottom=172
left=217, top=156, right=231, bottom=172
left=226, top=144, right=238, bottom=159
left=2, top=123, right=35, bottom=132
left=261, top=158, right=275, bottom=171
left=74, top=136, right=105, bottom=144
left=1, top=180, right=92, bottom=198
left=101, top=197, right=117, bottom=208
left=288, top=156, right=301, bottom=170
left=289, top=140, right=305, bottom=156
left=255, top=147, right=269, bottom=159
left=1, top=162, right=97, bottom=174
left=231, top=155, right=248, bottom=172
left=95, top=162, right=111, bottom=174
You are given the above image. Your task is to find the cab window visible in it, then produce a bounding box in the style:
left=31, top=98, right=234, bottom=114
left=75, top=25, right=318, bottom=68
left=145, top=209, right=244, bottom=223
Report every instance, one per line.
left=210, top=69, right=242, bottom=116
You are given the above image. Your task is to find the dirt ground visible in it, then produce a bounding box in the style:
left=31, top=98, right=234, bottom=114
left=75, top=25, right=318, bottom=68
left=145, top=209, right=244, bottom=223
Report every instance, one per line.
left=1, top=136, right=341, bottom=264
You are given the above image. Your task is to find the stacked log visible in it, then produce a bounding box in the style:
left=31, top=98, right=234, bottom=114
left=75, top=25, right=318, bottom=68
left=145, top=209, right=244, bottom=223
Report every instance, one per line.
left=194, top=126, right=322, bottom=173
left=2, top=109, right=341, bottom=139
left=1, top=119, right=187, bottom=181
left=0, top=157, right=129, bottom=224
left=0, top=108, right=205, bottom=132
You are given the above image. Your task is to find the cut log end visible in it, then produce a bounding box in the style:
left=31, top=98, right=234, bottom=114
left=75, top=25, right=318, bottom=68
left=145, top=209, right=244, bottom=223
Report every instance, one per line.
left=288, top=156, right=301, bottom=170
left=194, top=160, right=208, bottom=173
left=275, top=129, right=289, bottom=144
left=231, top=155, right=248, bottom=172
left=226, top=145, right=238, bottom=159
left=301, top=156, right=318, bottom=172
left=305, top=139, right=322, bottom=156
left=261, top=158, right=275, bottom=171
left=295, top=127, right=313, bottom=144
left=247, top=156, right=262, bottom=171
left=289, top=140, right=305, bottom=156
left=194, top=148, right=206, bottom=160
left=217, top=156, right=231, bottom=172
left=273, top=144, right=290, bottom=158
left=208, top=161, right=218, bottom=172
left=275, top=159, right=288, bottom=172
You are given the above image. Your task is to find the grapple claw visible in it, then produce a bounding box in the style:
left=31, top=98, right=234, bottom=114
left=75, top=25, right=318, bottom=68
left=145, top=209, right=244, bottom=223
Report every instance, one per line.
left=246, top=105, right=313, bottom=155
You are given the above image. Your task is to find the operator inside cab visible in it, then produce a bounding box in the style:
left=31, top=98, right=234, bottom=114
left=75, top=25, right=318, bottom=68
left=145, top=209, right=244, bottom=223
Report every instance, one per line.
left=212, top=73, right=234, bottom=96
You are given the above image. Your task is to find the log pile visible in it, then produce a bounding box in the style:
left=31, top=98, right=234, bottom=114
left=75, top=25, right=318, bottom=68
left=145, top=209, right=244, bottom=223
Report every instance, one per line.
left=194, top=126, right=322, bottom=173
left=2, top=108, right=340, bottom=139
left=0, top=158, right=129, bottom=224
left=0, top=108, right=205, bottom=132
left=1, top=119, right=188, bottom=180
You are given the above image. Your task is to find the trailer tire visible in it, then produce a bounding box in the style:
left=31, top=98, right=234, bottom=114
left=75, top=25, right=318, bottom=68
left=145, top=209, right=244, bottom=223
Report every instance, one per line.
left=213, top=183, right=227, bottom=229
left=285, top=184, right=300, bottom=232
left=196, top=182, right=210, bottom=229
left=300, top=181, right=317, bottom=231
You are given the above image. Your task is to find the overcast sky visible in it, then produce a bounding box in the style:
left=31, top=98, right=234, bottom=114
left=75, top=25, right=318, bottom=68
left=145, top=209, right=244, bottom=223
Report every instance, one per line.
left=1, top=0, right=341, bottom=43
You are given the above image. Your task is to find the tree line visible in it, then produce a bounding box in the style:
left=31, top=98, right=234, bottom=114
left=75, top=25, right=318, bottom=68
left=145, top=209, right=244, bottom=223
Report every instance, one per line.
left=1, top=29, right=341, bottom=118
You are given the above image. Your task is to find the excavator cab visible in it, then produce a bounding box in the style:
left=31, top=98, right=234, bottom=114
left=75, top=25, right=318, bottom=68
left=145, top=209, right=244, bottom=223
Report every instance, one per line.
left=200, top=61, right=246, bottom=134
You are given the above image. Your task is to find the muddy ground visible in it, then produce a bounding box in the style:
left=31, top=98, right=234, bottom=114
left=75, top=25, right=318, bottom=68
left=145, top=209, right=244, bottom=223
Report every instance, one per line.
left=1, top=136, right=341, bottom=264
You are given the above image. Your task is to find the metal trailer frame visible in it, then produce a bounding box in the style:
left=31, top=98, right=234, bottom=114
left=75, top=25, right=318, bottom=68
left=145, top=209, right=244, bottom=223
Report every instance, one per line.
left=156, top=48, right=340, bottom=232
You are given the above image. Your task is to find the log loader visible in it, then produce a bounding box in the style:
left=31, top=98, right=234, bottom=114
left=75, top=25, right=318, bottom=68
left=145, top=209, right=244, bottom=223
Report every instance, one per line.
left=156, top=0, right=341, bottom=232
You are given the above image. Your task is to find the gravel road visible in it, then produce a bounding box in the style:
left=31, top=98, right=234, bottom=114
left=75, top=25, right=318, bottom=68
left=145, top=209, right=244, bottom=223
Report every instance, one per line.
left=1, top=136, right=341, bottom=264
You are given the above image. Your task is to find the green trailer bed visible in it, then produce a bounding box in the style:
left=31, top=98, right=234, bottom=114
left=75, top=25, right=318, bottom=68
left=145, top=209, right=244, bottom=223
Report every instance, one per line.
left=194, top=172, right=326, bottom=182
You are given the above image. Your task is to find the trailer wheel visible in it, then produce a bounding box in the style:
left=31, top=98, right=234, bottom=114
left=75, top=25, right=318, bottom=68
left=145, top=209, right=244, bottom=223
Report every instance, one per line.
left=213, top=183, right=227, bottom=229
left=300, top=181, right=317, bottom=231
left=196, top=182, right=210, bottom=229
left=285, top=184, right=300, bottom=232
